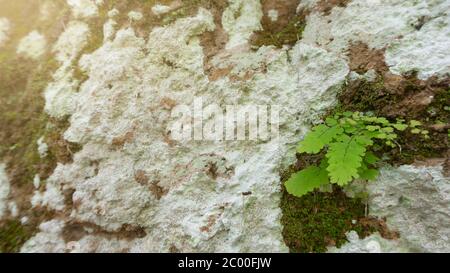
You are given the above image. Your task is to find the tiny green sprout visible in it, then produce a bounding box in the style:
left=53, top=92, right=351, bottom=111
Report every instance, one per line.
left=286, top=112, right=429, bottom=197
left=410, top=120, right=422, bottom=127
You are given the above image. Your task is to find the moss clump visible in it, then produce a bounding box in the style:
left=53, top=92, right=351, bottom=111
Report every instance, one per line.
left=251, top=15, right=305, bottom=49
left=280, top=184, right=376, bottom=253
left=0, top=220, right=35, bottom=253
left=427, top=88, right=450, bottom=124
left=337, top=78, right=393, bottom=114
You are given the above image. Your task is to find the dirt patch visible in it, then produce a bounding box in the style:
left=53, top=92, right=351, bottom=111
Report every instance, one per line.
left=347, top=42, right=388, bottom=74
left=200, top=215, right=217, bottom=233
left=134, top=170, right=168, bottom=200
left=169, top=244, right=180, bottom=253
left=314, top=0, right=351, bottom=15
left=62, top=221, right=147, bottom=244
left=358, top=217, right=399, bottom=240
left=111, top=131, right=135, bottom=149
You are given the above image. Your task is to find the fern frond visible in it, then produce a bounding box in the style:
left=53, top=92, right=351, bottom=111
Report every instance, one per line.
left=285, top=165, right=329, bottom=197
left=291, top=111, right=423, bottom=193
left=297, top=124, right=343, bottom=154
left=326, top=137, right=366, bottom=185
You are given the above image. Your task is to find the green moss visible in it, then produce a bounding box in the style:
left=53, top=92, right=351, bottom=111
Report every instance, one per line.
left=0, top=220, right=35, bottom=253
left=280, top=183, right=375, bottom=253
left=251, top=16, right=305, bottom=49
left=0, top=2, right=81, bottom=253
left=0, top=52, right=64, bottom=186
left=336, top=78, right=389, bottom=114
left=427, top=88, right=450, bottom=124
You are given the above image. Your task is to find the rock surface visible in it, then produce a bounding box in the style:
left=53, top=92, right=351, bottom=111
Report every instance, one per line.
left=328, top=231, right=407, bottom=253
left=21, top=1, right=351, bottom=252
left=368, top=164, right=450, bottom=252
left=301, top=0, right=450, bottom=79
left=0, top=0, right=448, bottom=253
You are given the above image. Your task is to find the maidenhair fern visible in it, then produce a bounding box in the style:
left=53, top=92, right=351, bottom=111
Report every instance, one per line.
left=286, top=112, right=428, bottom=197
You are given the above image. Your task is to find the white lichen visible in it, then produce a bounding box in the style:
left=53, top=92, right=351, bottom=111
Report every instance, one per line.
left=30, top=6, right=349, bottom=252
left=103, top=19, right=117, bottom=42
left=328, top=231, right=407, bottom=253
left=20, top=216, right=29, bottom=225
left=37, top=137, right=48, bottom=159
left=0, top=164, right=10, bottom=219
left=300, top=0, right=450, bottom=79
left=39, top=0, right=58, bottom=21
left=222, top=0, right=263, bottom=49
left=0, top=17, right=11, bottom=48
left=267, top=9, right=279, bottom=22
left=8, top=201, right=18, bottom=217
left=16, top=31, right=47, bottom=59
left=152, top=4, right=171, bottom=16
left=44, top=21, right=90, bottom=118
left=108, top=8, right=119, bottom=18
left=31, top=177, right=65, bottom=211
left=33, top=175, right=41, bottom=190
left=128, top=11, right=143, bottom=22
left=67, top=0, right=100, bottom=18
left=21, top=220, right=67, bottom=253
left=386, top=14, right=450, bottom=80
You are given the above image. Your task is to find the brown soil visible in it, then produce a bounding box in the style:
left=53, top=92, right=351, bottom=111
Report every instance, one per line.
left=134, top=170, right=168, bottom=200
left=347, top=42, right=388, bottom=74
left=314, top=0, right=351, bottom=15
left=62, top=221, right=147, bottom=243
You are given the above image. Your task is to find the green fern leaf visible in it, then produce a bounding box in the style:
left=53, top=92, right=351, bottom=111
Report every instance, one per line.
left=285, top=165, right=329, bottom=197
left=326, top=138, right=366, bottom=185
left=297, top=124, right=343, bottom=154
